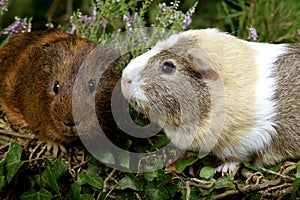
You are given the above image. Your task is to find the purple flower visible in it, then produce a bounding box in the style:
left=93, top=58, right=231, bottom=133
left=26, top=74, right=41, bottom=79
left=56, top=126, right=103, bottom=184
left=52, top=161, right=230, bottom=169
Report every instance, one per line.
left=78, top=12, right=92, bottom=25
left=183, top=14, right=192, bottom=29
left=3, top=17, right=31, bottom=35
left=67, top=24, right=76, bottom=35
left=0, top=0, right=8, bottom=14
left=249, top=27, right=258, bottom=41
left=99, top=20, right=106, bottom=27
left=123, top=15, right=129, bottom=22
left=93, top=6, right=97, bottom=20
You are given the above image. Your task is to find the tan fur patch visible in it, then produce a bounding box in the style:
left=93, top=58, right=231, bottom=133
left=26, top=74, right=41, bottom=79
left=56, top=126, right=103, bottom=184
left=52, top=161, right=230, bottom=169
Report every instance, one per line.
left=187, top=30, right=259, bottom=155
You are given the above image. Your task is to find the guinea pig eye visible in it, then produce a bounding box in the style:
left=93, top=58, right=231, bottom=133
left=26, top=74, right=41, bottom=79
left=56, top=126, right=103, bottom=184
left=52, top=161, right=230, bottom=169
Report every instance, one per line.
left=159, top=61, right=176, bottom=75
left=53, top=81, right=59, bottom=94
left=88, top=79, right=96, bottom=93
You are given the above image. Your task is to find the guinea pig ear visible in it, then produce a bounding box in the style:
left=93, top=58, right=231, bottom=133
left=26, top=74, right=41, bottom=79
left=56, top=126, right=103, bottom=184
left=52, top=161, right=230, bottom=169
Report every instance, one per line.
left=185, top=53, right=219, bottom=81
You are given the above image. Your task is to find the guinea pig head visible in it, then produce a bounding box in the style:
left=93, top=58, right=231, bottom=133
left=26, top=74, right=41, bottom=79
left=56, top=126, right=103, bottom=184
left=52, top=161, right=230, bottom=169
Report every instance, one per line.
left=121, top=36, right=219, bottom=129
left=38, top=39, right=97, bottom=142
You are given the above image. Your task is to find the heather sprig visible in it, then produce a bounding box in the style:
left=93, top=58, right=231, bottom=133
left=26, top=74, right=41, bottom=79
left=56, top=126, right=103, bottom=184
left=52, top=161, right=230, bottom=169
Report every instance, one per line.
left=248, top=27, right=258, bottom=41
left=2, top=16, right=32, bottom=35
left=66, top=0, right=196, bottom=43
left=0, top=0, right=8, bottom=15
left=155, top=0, right=197, bottom=30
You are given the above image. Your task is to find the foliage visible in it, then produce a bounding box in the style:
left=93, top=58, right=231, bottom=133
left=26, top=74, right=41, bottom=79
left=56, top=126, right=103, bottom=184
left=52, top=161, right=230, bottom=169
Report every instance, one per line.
left=0, top=0, right=300, bottom=199
left=219, top=0, right=300, bottom=43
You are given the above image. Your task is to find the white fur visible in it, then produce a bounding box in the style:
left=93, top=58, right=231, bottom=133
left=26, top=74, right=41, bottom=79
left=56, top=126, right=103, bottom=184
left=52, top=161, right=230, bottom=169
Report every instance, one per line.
left=223, top=42, right=286, bottom=159
left=154, top=33, right=181, bottom=51
left=121, top=49, right=160, bottom=101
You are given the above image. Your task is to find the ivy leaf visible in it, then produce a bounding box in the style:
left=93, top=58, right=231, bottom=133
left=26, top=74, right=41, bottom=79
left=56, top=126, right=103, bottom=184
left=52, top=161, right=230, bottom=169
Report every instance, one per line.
left=119, top=173, right=143, bottom=191
left=144, top=171, right=158, bottom=181
left=156, top=170, right=172, bottom=185
left=199, top=166, right=215, bottom=179
left=20, top=188, right=53, bottom=200
left=79, top=194, right=95, bottom=200
left=54, top=162, right=68, bottom=179
left=4, top=142, right=24, bottom=183
left=174, top=157, right=199, bottom=173
left=295, top=160, right=300, bottom=179
left=69, top=183, right=81, bottom=200
left=214, top=175, right=235, bottom=189
left=76, top=165, right=103, bottom=189
left=43, top=158, right=60, bottom=195
left=0, top=162, right=6, bottom=189
left=243, top=162, right=262, bottom=172
left=145, top=183, right=170, bottom=200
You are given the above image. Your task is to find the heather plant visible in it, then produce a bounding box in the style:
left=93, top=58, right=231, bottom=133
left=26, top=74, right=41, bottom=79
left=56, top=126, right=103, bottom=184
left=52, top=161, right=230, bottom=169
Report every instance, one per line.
left=0, top=0, right=299, bottom=199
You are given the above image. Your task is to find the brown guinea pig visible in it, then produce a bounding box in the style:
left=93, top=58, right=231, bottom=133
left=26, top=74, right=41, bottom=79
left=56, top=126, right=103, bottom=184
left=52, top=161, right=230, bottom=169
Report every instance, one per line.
left=0, top=29, right=119, bottom=155
left=121, top=28, right=300, bottom=174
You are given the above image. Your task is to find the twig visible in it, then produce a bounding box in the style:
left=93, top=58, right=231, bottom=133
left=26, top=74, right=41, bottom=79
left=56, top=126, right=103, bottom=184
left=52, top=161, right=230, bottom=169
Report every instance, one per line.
left=260, top=167, right=295, bottom=181
left=189, top=178, right=215, bottom=189
left=0, top=129, right=34, bottom=139
left=211, top=190, right=239, bottom=199
left=260, top=183, right=293, bottom=199
left=103, top=169, right=116, bottom=193
left=185, top=181, right=191, bottom=200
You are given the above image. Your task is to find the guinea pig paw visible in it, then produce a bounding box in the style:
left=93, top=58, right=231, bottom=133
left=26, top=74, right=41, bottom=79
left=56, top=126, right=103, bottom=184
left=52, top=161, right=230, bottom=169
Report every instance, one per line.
left=215, top=161, right=240, bottom=176
left=46, top=142, right=67, bottom=157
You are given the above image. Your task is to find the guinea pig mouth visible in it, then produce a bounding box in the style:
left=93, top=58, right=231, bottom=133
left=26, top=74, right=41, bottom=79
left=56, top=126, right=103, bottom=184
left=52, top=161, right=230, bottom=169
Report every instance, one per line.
left=61, top=123, right=78, bottom=136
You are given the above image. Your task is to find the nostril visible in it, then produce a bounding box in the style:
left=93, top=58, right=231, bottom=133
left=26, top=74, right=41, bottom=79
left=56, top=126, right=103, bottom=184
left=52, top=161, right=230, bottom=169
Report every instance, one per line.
left=126, top=79, right=132, bottom=84
left=64, top=121, right=80, bottom=127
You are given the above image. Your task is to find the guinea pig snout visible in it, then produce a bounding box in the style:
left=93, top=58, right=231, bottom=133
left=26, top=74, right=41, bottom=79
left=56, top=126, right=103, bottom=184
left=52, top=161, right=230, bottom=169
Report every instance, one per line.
left=63, top=121, right=80, bottom=127
left=121, top=77, right=133, bottom=100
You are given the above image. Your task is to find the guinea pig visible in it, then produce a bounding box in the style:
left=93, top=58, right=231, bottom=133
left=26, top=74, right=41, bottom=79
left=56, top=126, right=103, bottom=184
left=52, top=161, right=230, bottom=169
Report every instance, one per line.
left=0, top=29, right=119, bottom=156
left=121, top=28, right=300, bottom=174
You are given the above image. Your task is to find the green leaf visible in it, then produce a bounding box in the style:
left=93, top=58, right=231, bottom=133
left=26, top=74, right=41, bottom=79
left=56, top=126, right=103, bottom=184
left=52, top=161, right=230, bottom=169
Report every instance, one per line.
left=292, top=160, right=300, bottom=198
left=145, top=183, right=170, bottom=200
left=70, top=183, right=81, bottom=200
left=243, top=162, right=262, bottom=172
left=157, top=170, right=172, bottom=185
left=199, top=166, right=215, bottom=179
left=54, top=162, right=68, bottom=179
left=118, top=150, right=131, bottom=170
left=144, top=171, right=158, bottom=181
left=266, top=163, right=281, bottom=180
left=43, top=158, right=60, bottom=195
left=20, top=188, right=53, bottom=200
left=295, top=160, right=300, bottom=179
left=174, top=157, right=199, bottom=173
left=76, top=165, right=103, bottom=189
left=119, top=177, right=142, bottom=191
left=0, top=162, right=6, bottom=189
left=214, top=175, right=235, bottom=189
left=148, top=135, right=170, bottom=151
left=181, top=188, right=198, bottom=200
left=79, top=194, right=95, bottom=200
left=5, top=142, right=24, bottom=183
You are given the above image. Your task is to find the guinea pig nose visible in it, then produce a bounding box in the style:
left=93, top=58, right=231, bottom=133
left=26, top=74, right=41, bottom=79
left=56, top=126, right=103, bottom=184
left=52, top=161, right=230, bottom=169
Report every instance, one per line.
left=64, top=121, right=80, bottom=127
left=124, top=78, right=132, bottom=85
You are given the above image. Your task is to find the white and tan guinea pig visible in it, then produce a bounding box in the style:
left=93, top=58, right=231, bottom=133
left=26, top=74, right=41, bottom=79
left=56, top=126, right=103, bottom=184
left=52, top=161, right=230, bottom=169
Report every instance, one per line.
left=121, top=28, right=300, bottom=174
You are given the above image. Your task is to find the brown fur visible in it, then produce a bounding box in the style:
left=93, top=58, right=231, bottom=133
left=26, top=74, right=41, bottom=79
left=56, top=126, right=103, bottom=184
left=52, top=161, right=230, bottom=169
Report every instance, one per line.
left=0, top=29, right=119, bottom=148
